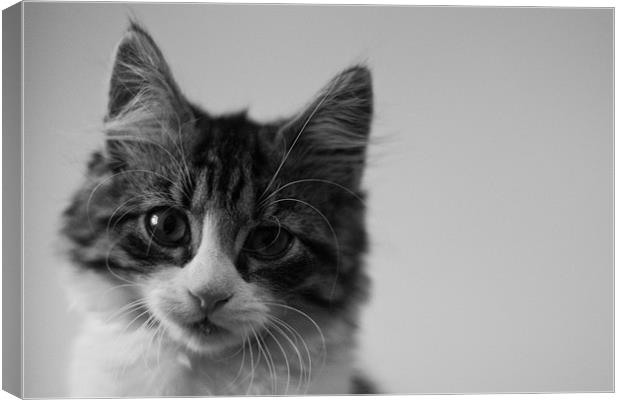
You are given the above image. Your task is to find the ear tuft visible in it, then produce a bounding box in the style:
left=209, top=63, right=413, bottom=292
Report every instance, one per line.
left=314, top=65, right=372, bottom=145
left=107, top=21, right=184, bottom=119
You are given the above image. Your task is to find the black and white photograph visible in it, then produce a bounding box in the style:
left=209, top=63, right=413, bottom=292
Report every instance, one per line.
left=2, top=2, right=614, bottom=398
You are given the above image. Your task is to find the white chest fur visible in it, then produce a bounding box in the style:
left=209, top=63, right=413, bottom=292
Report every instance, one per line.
left=69, top=317, right=356, bottom=397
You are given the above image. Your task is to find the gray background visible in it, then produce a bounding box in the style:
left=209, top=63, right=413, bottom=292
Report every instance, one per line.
left=22, top=3, right=613, bottom=397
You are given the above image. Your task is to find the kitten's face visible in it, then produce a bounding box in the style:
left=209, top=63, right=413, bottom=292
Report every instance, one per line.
left=63, top=23, right=372, bottom=355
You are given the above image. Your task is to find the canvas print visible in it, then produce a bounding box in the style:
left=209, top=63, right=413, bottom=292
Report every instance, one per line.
left=2, top=2, right=614, bottom=398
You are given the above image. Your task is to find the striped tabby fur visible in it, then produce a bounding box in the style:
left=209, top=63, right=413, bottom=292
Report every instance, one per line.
left=62, top=22, right=374, bottom=396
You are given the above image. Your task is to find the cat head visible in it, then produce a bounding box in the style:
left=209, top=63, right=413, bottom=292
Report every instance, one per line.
left=63, top=22, right=372, bottom=355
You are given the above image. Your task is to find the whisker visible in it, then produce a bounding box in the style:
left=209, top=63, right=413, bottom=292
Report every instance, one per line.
left=104, top=298, right=148, bottom=323
left=227, top=336, right=247, bottom=389
left=104, top=239, right=140, bottom=286
left=262, top=329, right=279, bottom=395
left=269, top=315, right=313, bottom=390
left=264, top=302, right=327, bottom=366
left=107, top=197, right=173, bottom=236
left=213, top=338, right=246, bottom=362
left=119, top=307, right=151, bottom=336
left=260, top=178, right=365, bottom=209
left=270, top=315, right=314, bottom=391
left=141, top=315, right=160, bottom=369
left=86, top=168, right=185, bottom=232
left=252, top=327, right=277, bottom=394
left=95, top=282, right=144, bottom=308
left=245, top=332, right=256, bottom=395
left=262, top=324, right=291, bottom=395
left=105, top=195, right=148, bottom=239
left=260, top=78, right=339, bottom=200
left=155, top=323, right=166, bottom=369
left=267, top=317, right=305, bottom=393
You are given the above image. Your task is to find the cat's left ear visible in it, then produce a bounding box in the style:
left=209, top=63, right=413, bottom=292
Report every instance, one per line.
left=277, top=66, right=373, bottom=189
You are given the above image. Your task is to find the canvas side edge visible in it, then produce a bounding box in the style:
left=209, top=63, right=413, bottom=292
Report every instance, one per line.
left=2, top=2, right=24, bottom=398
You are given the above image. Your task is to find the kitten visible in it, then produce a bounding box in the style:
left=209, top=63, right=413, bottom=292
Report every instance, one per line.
left=62, top=22, right=374, bottom=397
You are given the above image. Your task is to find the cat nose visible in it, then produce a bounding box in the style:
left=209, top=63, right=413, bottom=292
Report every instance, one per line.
left=188, top=289, right=232, bottom=314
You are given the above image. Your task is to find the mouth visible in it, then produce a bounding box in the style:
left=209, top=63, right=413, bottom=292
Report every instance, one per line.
left=172, top=314, right=255, bottom=355
left=189, top=317, right=227, bottom=336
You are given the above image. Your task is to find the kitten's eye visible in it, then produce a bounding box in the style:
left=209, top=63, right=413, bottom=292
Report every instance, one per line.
left=145, top=208, right=189, bottom=247
left=243, top=226, right=294, bottom=259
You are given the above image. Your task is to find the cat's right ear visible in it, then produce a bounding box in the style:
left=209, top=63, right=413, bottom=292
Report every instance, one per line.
left=106, top=22, right=188, bottom=121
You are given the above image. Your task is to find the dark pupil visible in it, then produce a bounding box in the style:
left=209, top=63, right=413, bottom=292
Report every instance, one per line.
left=149, top=209, right=187, bottom=245
left=256, top=230, right=277, bottom=248
left=162, top=215, right=178, bottom=235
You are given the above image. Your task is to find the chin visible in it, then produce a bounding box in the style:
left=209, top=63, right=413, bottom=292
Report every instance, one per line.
left=161, top=314, right=250, bottom=356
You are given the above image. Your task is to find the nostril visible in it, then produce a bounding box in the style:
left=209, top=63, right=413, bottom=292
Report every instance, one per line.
left=211, top=294, right=232, bottom=312
left=188, top=289, right=207, bottom=309
left=188, top=289, right=232, bottom=314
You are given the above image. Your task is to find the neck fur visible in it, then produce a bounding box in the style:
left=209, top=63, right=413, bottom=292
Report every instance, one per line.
left=69, top=312, right=357, bottom=397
